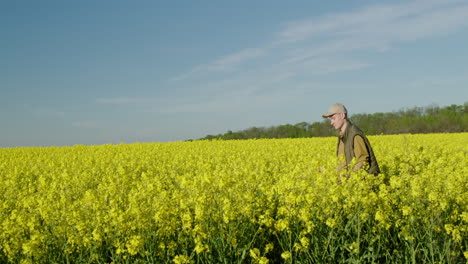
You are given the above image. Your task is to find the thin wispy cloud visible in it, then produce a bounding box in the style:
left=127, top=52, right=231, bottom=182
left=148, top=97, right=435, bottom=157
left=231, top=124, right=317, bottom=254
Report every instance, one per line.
left=204, top=48, right=266, bottom=72
left=170, top=48, right=266, bottom=81
left=163, top=0, right=468, bottom=115
left=277, top=0, right=468, bottom=44
left=172, top=0, right=468, bottom=84
left=277, top=0, right=468, bottom=64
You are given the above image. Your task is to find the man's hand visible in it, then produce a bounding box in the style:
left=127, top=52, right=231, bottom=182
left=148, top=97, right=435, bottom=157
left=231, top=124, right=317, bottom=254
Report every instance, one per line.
left=353, top=162, right=363, bottom=171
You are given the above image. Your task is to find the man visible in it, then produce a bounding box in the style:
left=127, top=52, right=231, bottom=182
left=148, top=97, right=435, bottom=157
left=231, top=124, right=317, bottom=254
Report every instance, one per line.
left=322, top=103, right=380, bottom=175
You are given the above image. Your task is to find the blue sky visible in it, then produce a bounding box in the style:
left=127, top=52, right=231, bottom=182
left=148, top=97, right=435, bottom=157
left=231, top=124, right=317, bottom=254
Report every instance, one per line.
left=1, top=0, right=467, bottom=147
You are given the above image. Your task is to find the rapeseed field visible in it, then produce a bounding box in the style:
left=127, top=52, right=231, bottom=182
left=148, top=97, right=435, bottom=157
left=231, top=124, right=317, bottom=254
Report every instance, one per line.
left=0, top=133, right=466, bottom=263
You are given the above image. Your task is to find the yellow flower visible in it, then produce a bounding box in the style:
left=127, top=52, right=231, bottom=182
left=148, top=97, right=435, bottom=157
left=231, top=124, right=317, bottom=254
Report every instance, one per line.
left=19, top=259, right=33, bottom=264
left=349, top=242, right=359, bottom=254
left=194, top=243, right=209, bottom=254
left=300, top=236, right=310, bottom=248
left=92, top=228, right=102, bottom=242
left=258, top=256, right=269, bottom=264
left=401, top=206, right=412, bottom=216
left=173, top=254, right=191, bottom=264
left=281, top=251, right=292, bottom=260
left=264, top=243, right=274, bottom=253
left=293, top=242, right=302, bottom=252
left=275, top=219, right=289, bottom=232
left=249, top=248, right=260, bottom=259
left=325, top=218, right=337, bottom=228
left=126, top=235, right=143, bottom=256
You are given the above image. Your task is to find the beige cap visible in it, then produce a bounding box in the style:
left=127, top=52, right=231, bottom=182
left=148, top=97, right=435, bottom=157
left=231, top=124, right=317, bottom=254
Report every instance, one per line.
left=322, top=103, right=347, bottom=118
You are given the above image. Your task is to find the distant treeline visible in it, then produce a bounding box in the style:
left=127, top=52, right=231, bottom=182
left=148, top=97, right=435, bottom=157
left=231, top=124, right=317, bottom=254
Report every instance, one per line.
left=199, top=103, right=468, bottom=140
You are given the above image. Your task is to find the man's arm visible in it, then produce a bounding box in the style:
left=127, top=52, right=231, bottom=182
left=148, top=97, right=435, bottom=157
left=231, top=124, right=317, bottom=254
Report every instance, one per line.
left=353, top=135, right=369, bottom=170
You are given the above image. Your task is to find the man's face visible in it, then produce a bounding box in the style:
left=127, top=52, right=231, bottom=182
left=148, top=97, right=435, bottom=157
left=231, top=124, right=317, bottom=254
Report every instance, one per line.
left=329, top=113, right=346, bottom=130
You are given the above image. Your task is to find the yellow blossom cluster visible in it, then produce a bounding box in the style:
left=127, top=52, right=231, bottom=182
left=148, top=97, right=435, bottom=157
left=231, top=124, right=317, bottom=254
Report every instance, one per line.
left=0, top=133, right=466, bottom=263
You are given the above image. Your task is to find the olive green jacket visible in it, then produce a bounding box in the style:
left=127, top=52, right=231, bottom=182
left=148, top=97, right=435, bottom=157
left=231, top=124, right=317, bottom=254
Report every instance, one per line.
left=336, top=121, right=380, bottom=175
